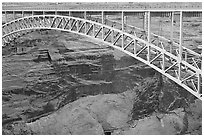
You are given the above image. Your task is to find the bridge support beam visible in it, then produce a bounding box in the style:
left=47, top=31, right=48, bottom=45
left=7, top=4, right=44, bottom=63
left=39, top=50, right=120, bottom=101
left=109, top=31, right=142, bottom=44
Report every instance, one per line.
left=143, top=12, right=148, bottom=31
left=84, top=11, right=87, bottom=19
left=22, top=11, right=25, bottom=18
left=170, top=12, right=174, bottom=55
left=13, top=11, right=15, bottom=20
left=198, top=74, right=201, bottom=95
left=5, top=11, right=7, bottom=23
left=178, top=11, right=183, bottom=80
left=122, top=11, right=124, bottom=49
left=147, top=11, right=151, bottom=62
left=84, top=11, right=87, bottom=33
left=102, top=11, right=105, bottom=39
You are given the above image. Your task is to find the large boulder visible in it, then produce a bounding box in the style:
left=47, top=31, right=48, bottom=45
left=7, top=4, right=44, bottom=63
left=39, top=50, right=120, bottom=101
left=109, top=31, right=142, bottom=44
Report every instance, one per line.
left=118, top=108, right=187, bottom=135
left=26, top=90, right=135, bottom=135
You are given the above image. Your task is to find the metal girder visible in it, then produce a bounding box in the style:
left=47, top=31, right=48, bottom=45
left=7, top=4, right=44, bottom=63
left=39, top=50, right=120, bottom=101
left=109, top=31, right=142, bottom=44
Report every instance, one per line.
left=113, top=34, right=122, bottom=45
left=136, top=46, right=147, bottom=56
left=103, top=29, right=112, bottom=41
left=86, top=24, right=93, bottom=35
left=51, top=17, right=57, bottom=27
left=70, top=20, right=77, bottom=30
left=56, top=17, right=63, bottom=28
left=78, top=22, right=85, bottom=32
left=150, top=53, right=162, bottom=64
left=124, top=40, right=134, bottom=50
left=94, top=27, right=102, bottom=38
left=178, top=11, right=183, bottom=81
left=63, top=19, right=70, bottom=29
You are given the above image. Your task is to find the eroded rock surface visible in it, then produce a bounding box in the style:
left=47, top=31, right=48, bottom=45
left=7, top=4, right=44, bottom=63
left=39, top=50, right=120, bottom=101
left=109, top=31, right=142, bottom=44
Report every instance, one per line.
left=26, top=90, right=135, bottom=135
left=24, top=89, right=194, bottom=135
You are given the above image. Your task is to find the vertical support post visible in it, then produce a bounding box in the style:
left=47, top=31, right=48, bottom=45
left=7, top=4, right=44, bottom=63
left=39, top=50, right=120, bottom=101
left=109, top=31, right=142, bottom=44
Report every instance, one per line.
left=77, top=20, right=79, bottom=32
left=69, top=11, right=71, bottom=16
left=84, top=11, right=87, bottom=33
left=122, top=11, right=124, bottom=31
left=162, top=48, right=165, bottom=71
left=102, top=11, right=105, bottom=39
left=124, top=16, right=127, bottom=24
left=143, top=12, right=147, bottom=31
left=5, top=11, right=7, bottom=23
left=170, top=11, right=174, bottom=54
left=200, top=51, right=202, bottom=95
left=43, top=11, right=45, bottom=15
left=13, top=11, right=15, bottom=20
left=147, top=11, right=151, bottom=62
left=134, top=39, right=137, bottom=55
left=32, top=11, right=34, bottom=16
left=178, top=11, right=183, bottom=80
left=93, top=24, right=95, bottom=37
left=55, top=10, right=57, bottom=15
left=122, top=11, right=124, bottom=49
left=22, top=11, right=24, bottom=17
left=84, top=11, right=87, bottom=19
left=197, top=74, right=201, bottom=94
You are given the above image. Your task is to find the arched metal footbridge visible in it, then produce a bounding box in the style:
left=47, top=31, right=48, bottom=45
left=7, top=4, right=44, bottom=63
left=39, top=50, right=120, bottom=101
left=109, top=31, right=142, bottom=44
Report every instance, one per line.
left=2, top=3, right=202, bottom=100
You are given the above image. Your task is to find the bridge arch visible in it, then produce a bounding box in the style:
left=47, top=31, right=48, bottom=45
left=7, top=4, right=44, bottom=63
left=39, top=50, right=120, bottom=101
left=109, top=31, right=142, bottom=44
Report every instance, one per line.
left=2, top=15, right=202, bottom=100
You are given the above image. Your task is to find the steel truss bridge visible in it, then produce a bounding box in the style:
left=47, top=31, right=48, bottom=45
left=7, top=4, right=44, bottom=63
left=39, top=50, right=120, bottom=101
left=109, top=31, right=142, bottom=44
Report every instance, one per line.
left=2, top=3, right=202, bottom=100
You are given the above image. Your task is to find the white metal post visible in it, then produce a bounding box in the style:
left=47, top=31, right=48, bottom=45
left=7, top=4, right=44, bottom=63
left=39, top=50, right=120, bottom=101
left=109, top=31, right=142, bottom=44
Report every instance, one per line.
left=84, top=11, right=87, bottom=33
left=124, top=16, right=127, bottom=24
left=147, top=11, right=151, bottom=62
left=13, top=11, right=15, bottom=20
left=170, top=12, right=174, bottom=55
left=143, top=12, right=147, bottom=31
left=198, top=74, right=201, bottom=94
left=22, top=11, right=25, bottom=17
left=122, top=11, right=124, bottom=49
left=5, top=11, right=7, bottom=23
left=134, top=39, right=137, bottom=55
left=77, top=20, right=79, bottom=31
left=102, top=11, right=105, bottom=39
left=93, top=24, right=95, bottom=37
left=178, top=11, right=183, bottom=80
left=84, top=11, right=87, bottom=19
